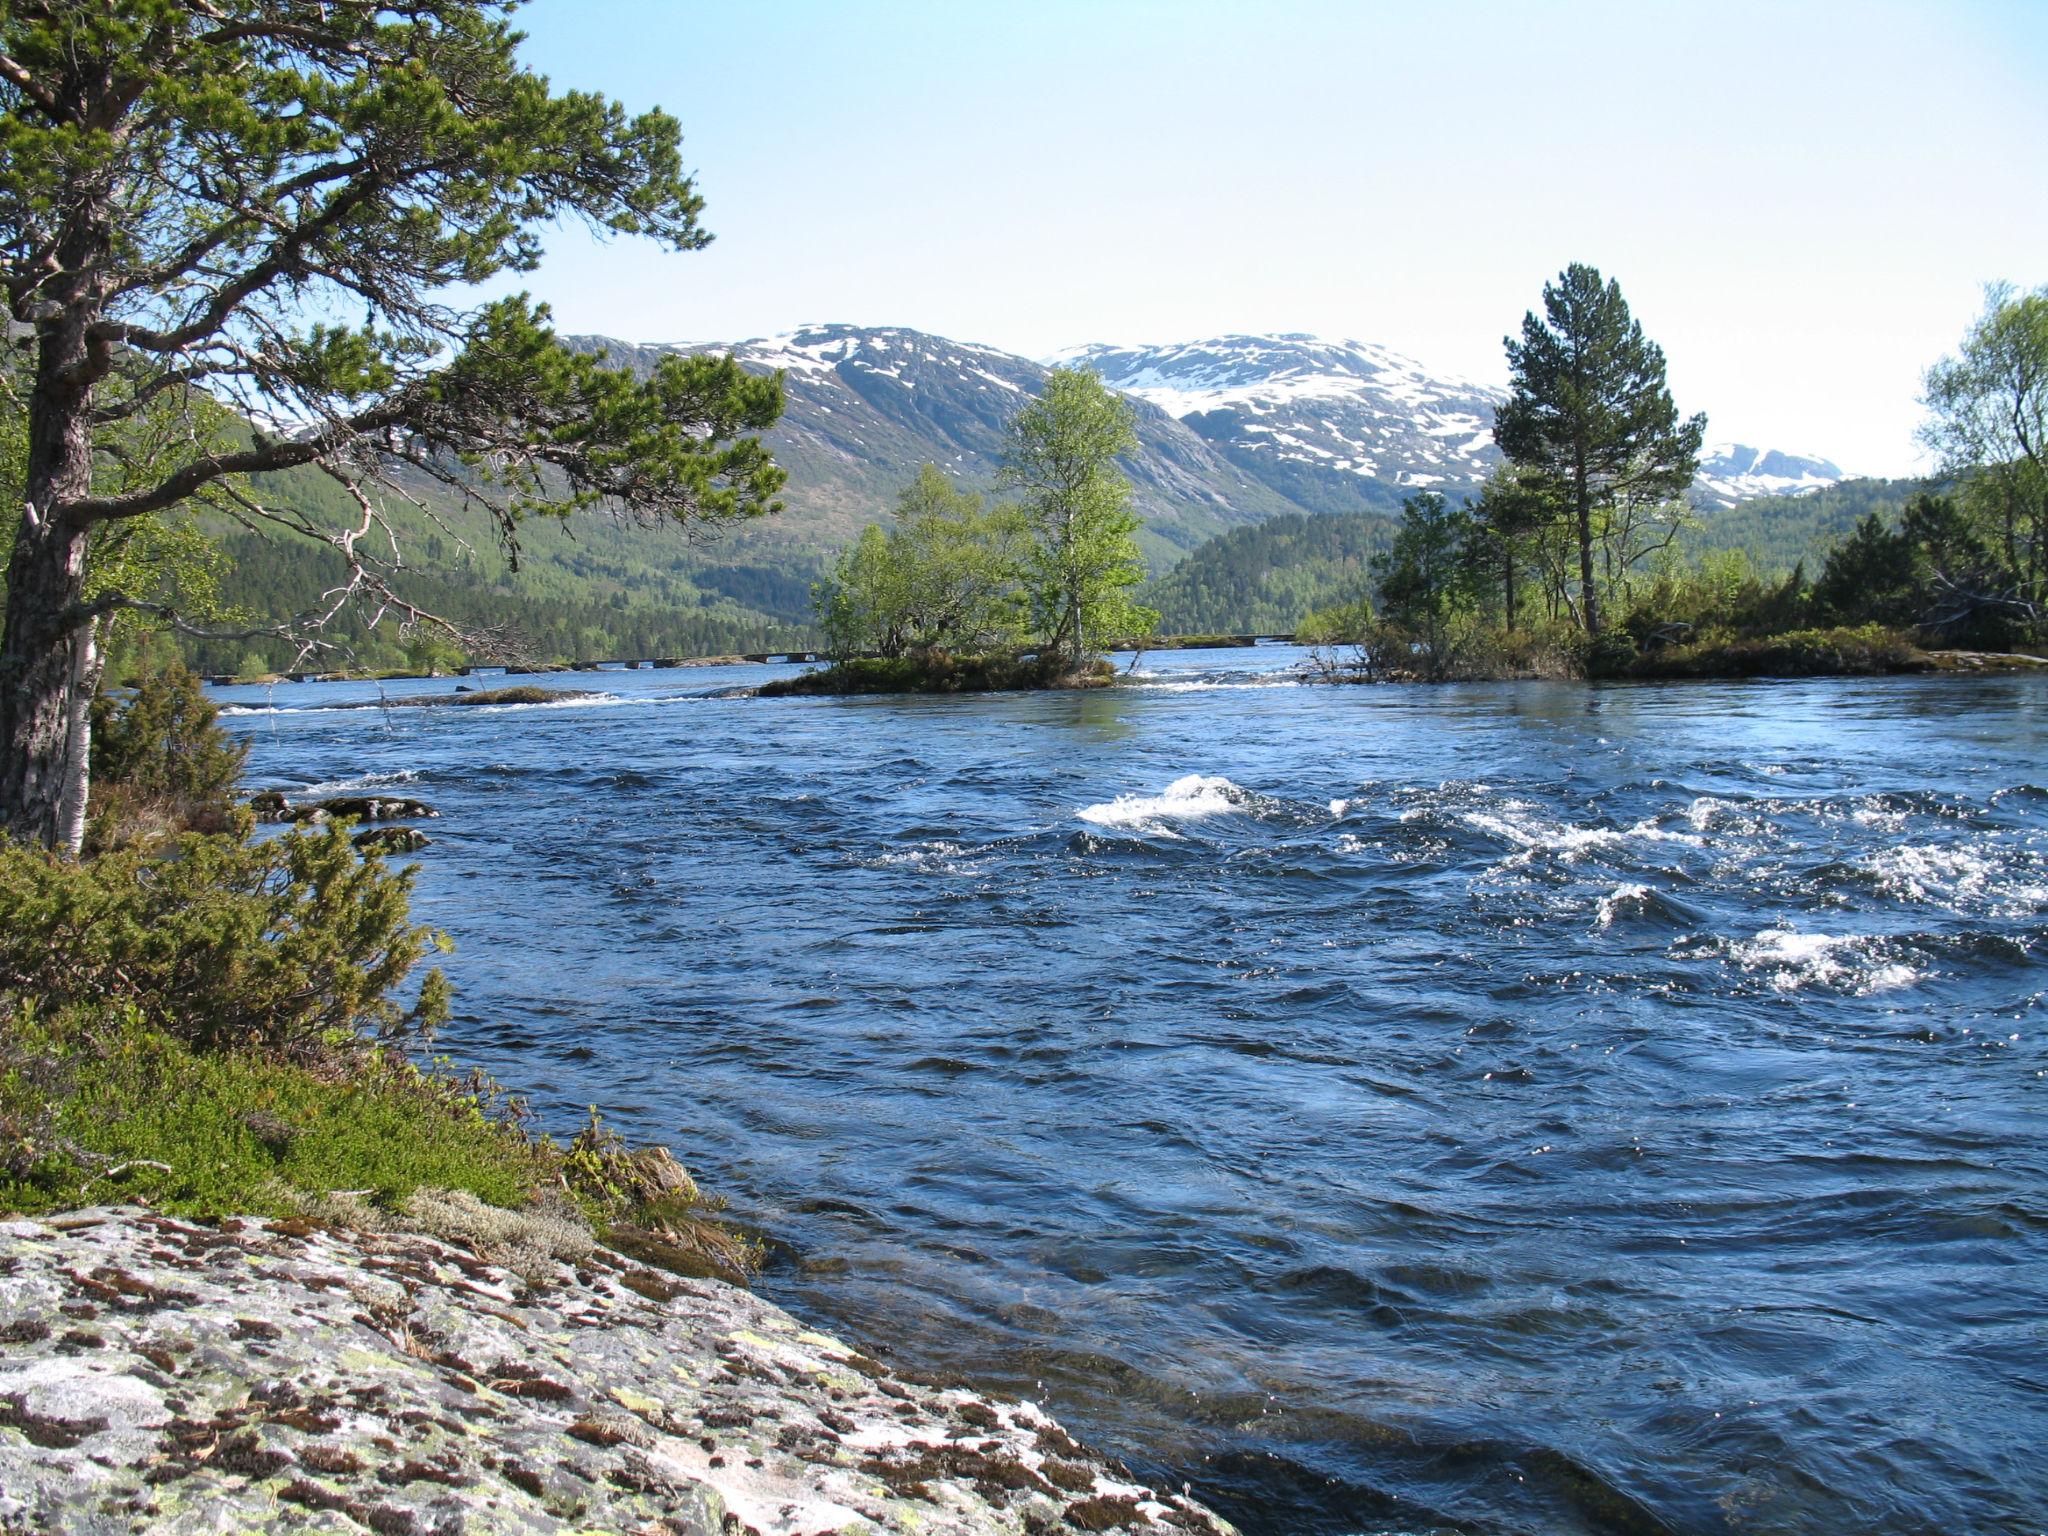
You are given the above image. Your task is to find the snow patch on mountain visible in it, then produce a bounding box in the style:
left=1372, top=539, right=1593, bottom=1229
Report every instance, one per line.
left=1692, top=443, right=1844, bottom=508
left=1052, top=334, right=1505, bottom=494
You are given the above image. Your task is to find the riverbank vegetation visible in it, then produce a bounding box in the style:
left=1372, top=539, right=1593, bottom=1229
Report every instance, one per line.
left=795, top=370, right=1156, bottom=694
left=0, top=664, right=756, bottom=1279
left=1300, top=276, right=2046, bottom=683
left=1302, top=480, right=2035, bottom=684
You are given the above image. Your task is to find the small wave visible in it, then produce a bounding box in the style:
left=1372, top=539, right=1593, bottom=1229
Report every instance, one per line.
left=297, top=768, right=424, bottom=796
left=1860, top=842, right=2048, bottom=917
left=1726, top=927, right=1925, bottom=994
left=1465, top=809, right=1643, bottom=863
left=1595, top=883, right=1655, bottom=928
left=864, top=840, right=983, bottom=876
left=1684, top=795, right=1771, bottom=837
left=467, top=691, right=627, bottom=713
left=1078, top=774, right=1252, bottom=835
left=1124, top=676, right=1302, bottom=693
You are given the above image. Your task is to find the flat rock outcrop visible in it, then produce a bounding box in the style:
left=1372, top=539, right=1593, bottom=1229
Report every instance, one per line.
left=0, top=1208, right=1232, bottom=1536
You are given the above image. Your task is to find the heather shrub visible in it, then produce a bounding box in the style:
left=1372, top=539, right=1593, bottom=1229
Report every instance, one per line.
left=0, top=822, right=449, bottom=1062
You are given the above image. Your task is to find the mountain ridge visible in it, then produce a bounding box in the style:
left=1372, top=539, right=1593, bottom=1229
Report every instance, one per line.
left=587, top=325, right=1842, bottom=534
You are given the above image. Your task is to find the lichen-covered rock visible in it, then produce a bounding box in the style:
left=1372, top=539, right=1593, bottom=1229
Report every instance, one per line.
left=0, top=1210, right=1233, bottom=1536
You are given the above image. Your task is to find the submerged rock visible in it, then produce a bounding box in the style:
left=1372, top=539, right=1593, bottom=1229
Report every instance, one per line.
left=0, top=1208, right=1232, bottom=1536
left=351, top=826, right=433, bottom=855
left=307, top=796, right=439, bottom=822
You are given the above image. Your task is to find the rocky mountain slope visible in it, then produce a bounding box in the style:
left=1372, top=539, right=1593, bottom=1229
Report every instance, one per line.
left=1052, top=333, right=1843, bottom=516
left=573, top=327, right=1302, bottom=571
left=1052, top=334, right=1503, bottom=517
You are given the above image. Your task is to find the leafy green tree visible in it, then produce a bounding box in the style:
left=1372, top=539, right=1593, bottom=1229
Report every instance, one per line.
left=816, top=525, right=910, bottom=659
left=1000, top=369, right=1156, bottom=668
left=889, top=464, right=1030, bottom=652
left=1920, top=282, right=2048, bottom=606
left=1494, top=263, right=1706, bottom=636
left=403, top=628, right=468, bottom=677
left=814, top=466, right=1030, bottom=661
left=1371, top=492, right=1485, bottom=678
left=1294, top=595, right=1375, bottom=645
left=0, top=2, right=785, bottom=849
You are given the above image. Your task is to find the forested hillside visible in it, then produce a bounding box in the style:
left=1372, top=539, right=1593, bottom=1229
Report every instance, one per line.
left=1697, top=478, right=1930, bottom=574
left=181, top=458, right=820, bottom=674
left=142, top=328, right=1888, bottom=670
left=1142, top=511, right=1395, bottom=633
left=1142, top=479, right=1931, bottom=636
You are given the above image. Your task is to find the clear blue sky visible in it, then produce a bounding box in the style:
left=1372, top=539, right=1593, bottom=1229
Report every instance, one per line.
left=507, top=0, right=2047, bottom=478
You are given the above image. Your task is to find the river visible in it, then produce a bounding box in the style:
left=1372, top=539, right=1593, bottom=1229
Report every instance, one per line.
left=214, top=649, right=2048, bottom=1536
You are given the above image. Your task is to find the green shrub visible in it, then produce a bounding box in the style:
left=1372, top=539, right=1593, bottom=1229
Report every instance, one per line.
left=1625, top=624, right=1929, bottom=678
left=1580, top=628, right=1640, bottom=678
left=0, top=822, right=448, bottom=1062
left=759, top=652, right=1113, bottom=696
left=87, top=661, right=247, bottom=848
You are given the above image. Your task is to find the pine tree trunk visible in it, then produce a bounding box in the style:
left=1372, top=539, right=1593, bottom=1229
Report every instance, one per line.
left=1575, top=479, right=1602, bottom=638
left=0, top=319, right=101, bottom=851
left=1503, top=547, right=1518, bottom=635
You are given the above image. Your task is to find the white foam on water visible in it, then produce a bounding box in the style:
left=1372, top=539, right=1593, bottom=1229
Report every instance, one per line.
left=1078, top=774, right=1251, bottom=834
left=866, top=840, right=980, bottom=876
left=1624, top=816, right=1707, bottom=848
left=468, top=691, right=628, bottom=713
left=1862, top=842, right=2048, bottom=917
left=1124, top=676, right=1301, bottom=693
left=1465, top=809, right=1624, bottom=862
left=1595, top=883, right=1655, bottom=928
left=1850, top=804, right=1911, bottom=832
left=1685, top=796, right=1769, bottom=836
left=1728, top=928, right=1924, bottom=994
left=297, top=768, right=423, bottom=796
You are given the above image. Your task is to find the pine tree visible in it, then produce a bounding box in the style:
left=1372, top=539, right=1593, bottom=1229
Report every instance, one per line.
left=0, top=3, right=785, bottom=849
left=1494, top=264, right=1705, bottom=637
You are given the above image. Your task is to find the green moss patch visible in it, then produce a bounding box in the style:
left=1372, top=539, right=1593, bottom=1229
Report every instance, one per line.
left=0, top=1008, right=553, bottom=1218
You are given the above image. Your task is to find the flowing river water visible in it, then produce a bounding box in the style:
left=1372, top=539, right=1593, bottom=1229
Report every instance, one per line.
left=214, top=650, right=2048, bottom=1536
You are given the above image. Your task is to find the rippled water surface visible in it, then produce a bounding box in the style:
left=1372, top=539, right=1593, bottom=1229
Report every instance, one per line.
left=215, top=652, right=2048, bottom=1536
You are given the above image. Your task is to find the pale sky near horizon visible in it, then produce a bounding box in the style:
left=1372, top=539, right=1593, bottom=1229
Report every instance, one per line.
left=505, top=0, right=2047, bottom=479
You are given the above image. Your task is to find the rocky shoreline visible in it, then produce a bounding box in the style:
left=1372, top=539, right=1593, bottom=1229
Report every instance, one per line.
left=0, top=1208, right=1233, bottom=1536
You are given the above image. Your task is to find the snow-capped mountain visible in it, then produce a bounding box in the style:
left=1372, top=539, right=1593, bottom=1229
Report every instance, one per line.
left=1056, top=333, right=1843, bottom=515
left=570, top=326, right=1299, bottom=560
left=1691, top=443, right=1844, bottom=509
left=567, top=327, right=1843, bottom=570
left=1055, top=334, right=1505, bottom=506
